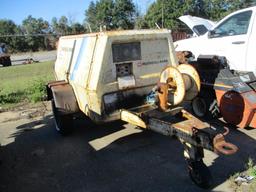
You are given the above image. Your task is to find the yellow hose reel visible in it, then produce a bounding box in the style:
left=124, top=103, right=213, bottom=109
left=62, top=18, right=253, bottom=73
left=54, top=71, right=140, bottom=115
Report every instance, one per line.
left=158, top=64, right=201, bottom=111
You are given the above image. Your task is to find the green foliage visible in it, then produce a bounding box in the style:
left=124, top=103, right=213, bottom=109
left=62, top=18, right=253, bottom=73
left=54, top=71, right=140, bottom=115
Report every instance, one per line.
left=188, top=0, right=256, bottom=20
left=141, top=0, right=256, bottom=30
left=135, top=15, right=149, bottom=29
left=0, top=61, right=54, bottom=107
left=26, top=79, right=47, bottom=103
left=247, top=158, right=256, bottom=177
left=58, top=16, right=69, bottom=34
left=0, top=19, right=19, bottom=52
left=0, top=15, right=86, bottom=53
left=112, top=0, right=136, bottom=29
left=85, top=0, right=115, bottom=31
left=1, top=0, right=256, bottom=52
left=97, top=0, right=115, bottom=30
left=229, top=158, right=256, bottom=191
left=0, top=91, right=26, bottom=104
left=51, top=16, right=87, bottom=47
left=84, top=2, right=98, bottom=31
left=84, top=0, right=136, bottom=31
left=70, top=23, right=86, bottom=34
left=22, top=15, right=50, bottom=51
left=191, top=0, right=239, bottom=20
left=144, top=0, right=192, bottom=30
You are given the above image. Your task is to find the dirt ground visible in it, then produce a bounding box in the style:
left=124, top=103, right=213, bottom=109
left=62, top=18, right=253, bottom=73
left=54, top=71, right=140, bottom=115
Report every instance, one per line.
left=1, top=102, right=256, bottom=192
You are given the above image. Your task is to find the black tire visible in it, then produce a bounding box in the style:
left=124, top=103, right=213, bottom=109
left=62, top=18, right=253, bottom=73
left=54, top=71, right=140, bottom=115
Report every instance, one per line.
left=2, top=57, right=11, bottom=67
left=192, top=97, right=219, bottom=119
left=191, top=97, right=207, bottom=118
left=51, top=99, right=73, bottom=135
left=188, top=160, right=213, bottom=189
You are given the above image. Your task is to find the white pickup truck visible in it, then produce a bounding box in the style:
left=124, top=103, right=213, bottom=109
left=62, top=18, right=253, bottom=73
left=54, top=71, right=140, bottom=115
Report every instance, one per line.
left=175, top=6, right=256, bottom=74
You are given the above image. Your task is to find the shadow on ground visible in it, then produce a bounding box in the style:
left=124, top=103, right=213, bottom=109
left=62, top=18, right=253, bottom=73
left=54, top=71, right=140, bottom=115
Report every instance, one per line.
left=0, top=114, right=256, bottom=192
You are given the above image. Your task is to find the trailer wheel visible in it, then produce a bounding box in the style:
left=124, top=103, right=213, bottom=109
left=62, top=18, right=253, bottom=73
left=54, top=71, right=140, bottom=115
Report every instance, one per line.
left=51, top=99, right=73, bottom=135
left=188, top=160, right=213, bottom=189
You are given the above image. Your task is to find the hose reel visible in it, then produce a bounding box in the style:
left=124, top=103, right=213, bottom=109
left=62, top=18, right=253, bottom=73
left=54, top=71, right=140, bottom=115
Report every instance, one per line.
left=158, top=64, right=201, bottom=111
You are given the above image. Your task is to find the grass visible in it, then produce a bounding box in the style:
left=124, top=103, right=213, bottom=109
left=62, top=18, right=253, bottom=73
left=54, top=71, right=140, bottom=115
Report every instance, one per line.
left=229, top=158, right=256, bottom=192
left=0, top=61, right=55, bottom=109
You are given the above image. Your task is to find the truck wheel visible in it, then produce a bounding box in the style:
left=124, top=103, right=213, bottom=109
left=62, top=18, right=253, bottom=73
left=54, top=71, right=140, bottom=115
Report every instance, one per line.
left=51, top=99, right=73, bottom=135
left=188, top=160, right=213, bottom=189
left=3, top=57, right=11, bottom=67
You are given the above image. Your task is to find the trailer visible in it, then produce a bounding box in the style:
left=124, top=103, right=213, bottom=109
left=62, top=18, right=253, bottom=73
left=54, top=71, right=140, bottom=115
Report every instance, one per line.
left=47, top=29, right=237, bottom=188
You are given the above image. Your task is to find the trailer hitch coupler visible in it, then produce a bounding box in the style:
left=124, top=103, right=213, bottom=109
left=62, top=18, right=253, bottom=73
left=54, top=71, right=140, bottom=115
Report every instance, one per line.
left=213, top=134, right=238, bottom=155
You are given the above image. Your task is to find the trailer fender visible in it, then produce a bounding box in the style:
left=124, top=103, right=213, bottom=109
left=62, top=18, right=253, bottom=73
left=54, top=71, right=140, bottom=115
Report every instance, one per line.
left=47, top=81, right=79, bottom=114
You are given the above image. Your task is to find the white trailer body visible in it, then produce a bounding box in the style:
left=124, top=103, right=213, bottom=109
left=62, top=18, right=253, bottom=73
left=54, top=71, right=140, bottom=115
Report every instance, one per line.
left=54, top=29, right=177, bottom=121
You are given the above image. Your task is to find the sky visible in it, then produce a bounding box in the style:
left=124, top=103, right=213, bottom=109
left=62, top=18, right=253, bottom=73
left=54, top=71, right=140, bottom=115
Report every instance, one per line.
left=1, top=0, right=155, bottom=25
